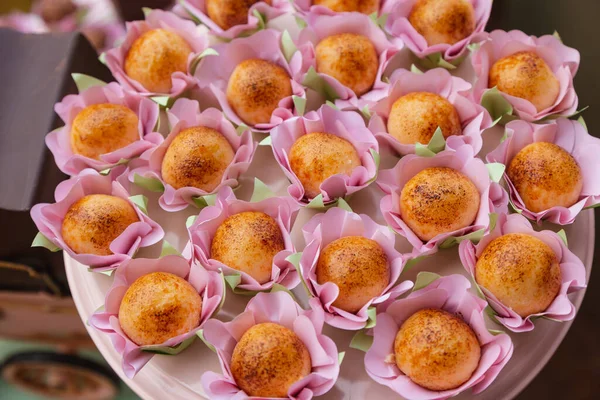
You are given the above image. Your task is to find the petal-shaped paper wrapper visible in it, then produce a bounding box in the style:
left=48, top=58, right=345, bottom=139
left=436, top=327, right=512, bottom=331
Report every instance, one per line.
left=486, top=118, right=600, bottom=224
left=194, top=29, right=308, bottom=132
left=0, top=12, right=49, bottom=33
left=472, top=29, right=580, bottom=122
left=46, top=82, right=162, bottom=176
left=186, top=186, right=301, bottom=292
left=270, top=105, right=379, bottom=206
left=300, top=207, right=413, bottom=330
left=369, top=68, right=492, bottom=155
left=458, top=213, right=587, bottom=332
left=30, top=169, right=164, bottom=271
left=365, top=274, right=514, bottom=400
left=105, top=9, right=209, bottom=97
left=89, top=255, right=225, bottom=378
left=295, top=10, right=403, bottom=110
left=175, top=0, right=292, bottom=39
left=128, top=98, right=257, bottom=212
left=377, top=144, right=508, bottom=255
left=385, top=0, right=492, bottom=62
left=80, top=20, right=127, bottom=53
left=293, top=0, right=398, bottom=15
left=201, top=291, right=341, bottom=400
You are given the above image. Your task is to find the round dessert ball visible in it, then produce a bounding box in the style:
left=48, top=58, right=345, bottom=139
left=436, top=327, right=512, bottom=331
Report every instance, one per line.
left=226, top=59, right=293, bottom=126
left=161, top=126, right=235, bottom=192
left=506, top=142, right=583, bottom=212
left=489, top=51, right=560, bottom=112
left=476, top=233, right=562, bottom=317
left=394, top=308, right=481, bottom=391
left=387, top=92, right=462, bottom=145
left=316, top=236, right=390, bottom=313
left=231, top=322, right=312, bottom=397
left=206, top=0, right=271, bottom=30
left=62, top=194, right=139, bottom=256
left=289, top=132, right=361, bottom=200
left=313, top=0, right=380, bottom=15
left=400, top=167, right=480, bottom=241
left=124, top=29, right=193, bottom=93
left=119, top=272, right=203, bottom=346
left=211, top=211, right=285, bottom=284
left=315, top=33, right=379, bottom=97
left=409, top=0, right=476, bottom=46
left=71, top=104, right=140, bottom=160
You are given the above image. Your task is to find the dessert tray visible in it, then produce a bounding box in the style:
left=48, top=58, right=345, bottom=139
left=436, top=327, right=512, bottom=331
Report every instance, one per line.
left=28, top=1, right=597, bottom=399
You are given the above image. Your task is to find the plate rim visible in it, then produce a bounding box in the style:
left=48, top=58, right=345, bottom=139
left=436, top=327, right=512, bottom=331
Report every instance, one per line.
left=65, top=210, right=595, bottom=400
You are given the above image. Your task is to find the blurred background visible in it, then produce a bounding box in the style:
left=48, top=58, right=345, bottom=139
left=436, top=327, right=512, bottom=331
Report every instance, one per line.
left=0, top=0, right=598, bottom=399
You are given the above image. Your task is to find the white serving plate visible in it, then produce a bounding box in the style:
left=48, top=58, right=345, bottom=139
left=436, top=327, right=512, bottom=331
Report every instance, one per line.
left=63, top=14, right=594, bottom=397
left=65, top=121, right=594, bottom=400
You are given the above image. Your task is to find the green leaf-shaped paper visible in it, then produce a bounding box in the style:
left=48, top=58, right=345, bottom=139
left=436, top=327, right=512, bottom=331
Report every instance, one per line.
left=128, top=195, right=149, bottom=215
left=337, top=198, right=353, bottom=212
left=556, top=229, right=568, bottom=246
left=192, top=194, right=217, bottom=209
left=142, top=336, right=196, bottom=355
left=350, top=329, right=374, bottom=352
left=72, top=73, right=106, bottom=93
left=189, top=48, right=219, bottom=75
left=281, top=30, right=297, bottom=63
left=303, top=67, right=340, bottom=101
left=413, top=271, right=441, bottom=291
left=486, top=163, right=506, bottom=183
left=133, top=174, right=165, bottom=193
left=365, top=307, right=377, bottom=329
left=160, top=240, right=181, bottom=257
left=414, top=127, right=446, bottom=157
left=251, top=178, right=276, bottom=202
left=481, top=87, right=514, bottom=125
left=293, top=95, right=307, bottom=116
left=197, top=330, right=216, bottom=353
left=32, top=232, right=61, bottom=252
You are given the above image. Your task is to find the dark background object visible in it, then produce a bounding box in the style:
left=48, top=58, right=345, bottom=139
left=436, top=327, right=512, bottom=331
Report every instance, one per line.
left=0, top=29, right=112, bottom=295
left=488, top=1, right=600, bottom=398
left=110, top=0, right=174, bottom=21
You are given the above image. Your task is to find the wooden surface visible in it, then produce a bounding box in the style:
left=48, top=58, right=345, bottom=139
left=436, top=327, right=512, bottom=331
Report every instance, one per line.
left=487, top=1, right=600, bottom=398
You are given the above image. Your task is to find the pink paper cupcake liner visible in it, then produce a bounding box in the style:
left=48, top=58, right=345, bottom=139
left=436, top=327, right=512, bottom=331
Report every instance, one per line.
left=296, top=10, right=403, bottom=110
left=128, top=98, right=257, bottom=212
left=377, top=144, right=508, bottom=255
left=369, top=68, right=492, bottom=155
left=385, top=0, right=492, bottom=62
left=105, top=9, right=209, bottom=97
left=175, top=0, right=292, bottom=39
left=186, top=186, right=301, bottom=292
left=46, top=81, right=162, bottom=176
left=193, top=28, right=308, bottom=132
left=486, top=118, right=600, bottom=224
left=459, top=212, right=587, bottom=332
left=0, top=12, right=49, bottom=33
left=299, top=207, right=413, bottom=330
left=89, top=255, right=225, bottom=378
left=30, top=168, right=164, bottom=271
left=472, top=29, right=580, bottom=122
left=365, top=273, right=513, bottom=400
left=201, top=291, right=341, bottom=399
left=293, top=0, right=398, bottom=15
left=270, top=104, right=379, bottom=206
